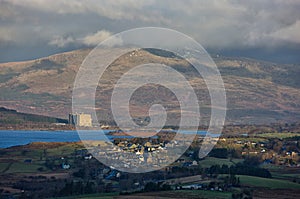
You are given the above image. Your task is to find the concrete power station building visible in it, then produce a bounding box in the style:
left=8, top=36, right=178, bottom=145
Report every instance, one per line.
left=69, top=113, right=92, bottom=127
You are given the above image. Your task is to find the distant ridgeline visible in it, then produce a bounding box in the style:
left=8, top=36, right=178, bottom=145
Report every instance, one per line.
left=0, top=107, right=68, bottom=125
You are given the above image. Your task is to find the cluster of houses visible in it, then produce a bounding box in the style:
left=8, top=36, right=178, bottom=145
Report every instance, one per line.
left=84, top=139, right=196, bottom=170
left=233, top=139, right=300, bottom=167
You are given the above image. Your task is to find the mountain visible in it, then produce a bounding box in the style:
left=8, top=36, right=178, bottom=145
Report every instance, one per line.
left=0, top=48, right=299, bottom=125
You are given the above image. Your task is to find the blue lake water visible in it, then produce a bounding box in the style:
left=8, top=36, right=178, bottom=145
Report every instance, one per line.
left=0, top=130, right=208, bottom=148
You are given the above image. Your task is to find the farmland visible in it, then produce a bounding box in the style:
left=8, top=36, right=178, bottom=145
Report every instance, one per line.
left=0, top=130, right=300, bottom=198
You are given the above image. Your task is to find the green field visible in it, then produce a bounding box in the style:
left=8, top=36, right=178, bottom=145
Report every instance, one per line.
left=5, top=162, right=46, bottom=173
left=135, top=190, right=232, bottom=199
left=52, top=190, right=232, bottom=199
left=0, top=162, right=11, bottom=172
left=52, top=193, right=118, bottom=199
left=0, top=142, right=84, bottom=174
left=237, top=175, right=300, bottom=189
left=270, top=172, right=300, bottom=181
left=256, top=132, right=300, bottom=139
left=173, top=190, right=232, bottom=199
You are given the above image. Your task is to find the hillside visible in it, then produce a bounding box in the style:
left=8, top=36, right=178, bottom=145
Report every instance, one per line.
left=0, top=107, right=68, bottom=129
left=0, top=48, right=299, bottom=125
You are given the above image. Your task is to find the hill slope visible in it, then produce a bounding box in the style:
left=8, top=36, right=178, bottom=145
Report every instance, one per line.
left=0, top=48, right=299, bottom=125
left=0, top=107, right=68, bottom=126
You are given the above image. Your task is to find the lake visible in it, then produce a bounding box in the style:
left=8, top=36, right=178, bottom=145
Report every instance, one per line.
left=0, top=130, right=208, bottom=148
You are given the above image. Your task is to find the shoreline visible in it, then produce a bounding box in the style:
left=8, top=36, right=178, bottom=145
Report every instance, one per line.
left=1, top=141, right=85, bottom=150
left=0, top=130, right=206, bottom=149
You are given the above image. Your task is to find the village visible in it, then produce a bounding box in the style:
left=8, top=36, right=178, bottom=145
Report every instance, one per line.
left=1, top=126, right=300, bottom=198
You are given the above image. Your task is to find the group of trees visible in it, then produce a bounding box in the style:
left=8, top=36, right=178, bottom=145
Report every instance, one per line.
left=208, top=148, right=228, bottom=159
left=205, top=162, right=271, bottom=178
left=143, top=182, right=171, bottom=192
left=59, top=181, right=97, bottom=196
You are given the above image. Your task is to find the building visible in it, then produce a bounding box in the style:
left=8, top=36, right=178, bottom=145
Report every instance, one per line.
left=69, top=113, right=92, bottom=127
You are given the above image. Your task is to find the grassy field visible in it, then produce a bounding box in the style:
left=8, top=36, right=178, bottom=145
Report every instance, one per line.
left=45, top=189, right=233, bottom=199
left=51, top=193, right=118, bottom=199
left=271, top=171, right=300, bottom=181
left=261, top=163, right=300, bottom=181
left=256, top=132, right=300, bottom=139
left=173, top=190, right=232, bottom=199
left=0, top=162, right=10, bottom=172
left=0, top=142, right=85, bottom=174
left=227, top=137, right=267, bottom=143
left=237, top=175, right=300, bottom=189
left=121, top=190, right=232, bottom=199
left=5, top=162, right=46, bottom=173
left=51, top=190, right=232, bottom=199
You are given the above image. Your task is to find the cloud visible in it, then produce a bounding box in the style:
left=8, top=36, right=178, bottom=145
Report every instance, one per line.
left=82, top=30, right=112, bottom=46
left=156, top=0, right=300, bottom=48
left=48, top=35, right=76, bottom=48
left=48, top=30, right=114, bottom=48
left=6, top=0, right=158, bottom=21
left=0, top=28, right=16, bottom=43
left=1, top=0, right=300, bottom=63
left=270, top=20, right=300, bottom=44
left=4, top=0, right=300, bottom=48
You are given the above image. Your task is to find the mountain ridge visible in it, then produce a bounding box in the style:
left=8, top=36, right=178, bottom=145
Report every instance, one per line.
left=0, top=48, right=299, bottom=125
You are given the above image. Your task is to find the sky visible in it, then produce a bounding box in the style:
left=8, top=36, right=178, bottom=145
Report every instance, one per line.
left=0, top=0, right=300, bottom=64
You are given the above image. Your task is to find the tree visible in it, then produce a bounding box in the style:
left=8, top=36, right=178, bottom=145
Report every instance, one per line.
left=144, top=182, right=159, bottom=192
left=209, top=148, right=228, bottom=159
left=73, top=168, right=86, bottom=178
left=244, top=156, right=261, bottom=167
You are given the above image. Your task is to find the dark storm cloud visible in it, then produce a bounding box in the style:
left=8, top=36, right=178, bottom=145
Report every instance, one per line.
left=0, top=0, right=299, bottom=63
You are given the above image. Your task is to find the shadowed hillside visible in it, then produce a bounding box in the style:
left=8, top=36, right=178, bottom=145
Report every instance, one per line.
left=0, top=107, right=68, bottom=126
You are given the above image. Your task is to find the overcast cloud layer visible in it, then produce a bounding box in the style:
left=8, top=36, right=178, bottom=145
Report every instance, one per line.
left=0, top=0, right=300, bottom=63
